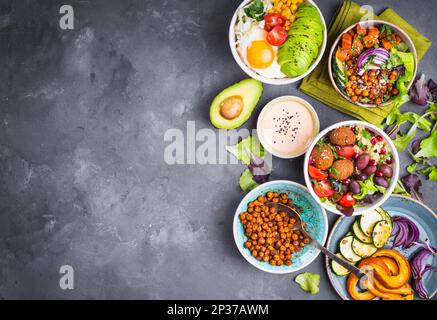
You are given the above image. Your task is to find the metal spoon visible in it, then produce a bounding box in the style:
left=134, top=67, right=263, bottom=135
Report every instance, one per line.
left=266, top=202, right=365, bottom=279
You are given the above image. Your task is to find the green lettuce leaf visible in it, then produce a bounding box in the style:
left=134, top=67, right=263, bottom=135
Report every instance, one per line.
left=226, top=136, right=264, bottom=165
left=406, top=162, right=418, bottom=174
left=414, top=127, right=437, bottom=159
left=295, top=272, right=320, bottom=294
left=239, top=169, right=258, bottom=191
left=393, top=112, right=434, bottom=151
left=426, top=102, right=437, bottom=120
left=353, top=176, right=385, bottom=200
left=393, top=180, right=411, bottom=197
left=418, top=166, right=437, bottom=181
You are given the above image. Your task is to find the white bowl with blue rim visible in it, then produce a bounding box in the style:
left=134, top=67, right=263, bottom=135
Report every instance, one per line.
left=233, top=180, right=328, bottom=273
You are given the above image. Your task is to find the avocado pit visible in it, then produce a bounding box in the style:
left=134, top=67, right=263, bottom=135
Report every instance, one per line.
left=219, top=95, right=243, bottom=120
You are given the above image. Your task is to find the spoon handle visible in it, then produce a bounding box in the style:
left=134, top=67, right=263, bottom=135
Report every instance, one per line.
left=308, top=236, right=365, bottom=278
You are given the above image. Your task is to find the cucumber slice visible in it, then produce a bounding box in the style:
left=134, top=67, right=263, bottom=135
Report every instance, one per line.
left=352, top=238, right=378, bottom=257
left=376, top=207, right=393, bottom=227
left=372, top=220, right=392, bottom=248
left=331, top=253, right=351, bottom=276
left=339, top=235, right=362, bottom=263
left=352, top=220, right=373, bottom=244
left=359, top=209, right=384, bottom=237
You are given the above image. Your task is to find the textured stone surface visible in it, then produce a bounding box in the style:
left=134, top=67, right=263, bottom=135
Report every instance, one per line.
left=0, top=0, right=435, bottom=299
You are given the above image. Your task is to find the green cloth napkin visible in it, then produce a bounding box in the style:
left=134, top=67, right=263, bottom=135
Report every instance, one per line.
left=299, top=1, right=432, bottom=125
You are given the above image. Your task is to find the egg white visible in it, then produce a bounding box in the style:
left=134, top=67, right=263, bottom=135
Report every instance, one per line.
left=239, top=27, right=286, bottom=79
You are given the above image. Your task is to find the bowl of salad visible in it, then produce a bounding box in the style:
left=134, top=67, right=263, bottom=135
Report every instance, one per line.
left=328, top=20, right=417, bottom=107
left=230, top=0, right=327, bottom=85
left=303, top=120, right=400, bottom=216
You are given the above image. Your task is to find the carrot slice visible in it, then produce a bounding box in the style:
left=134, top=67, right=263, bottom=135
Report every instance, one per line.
left=342, top=33, right=353, bottom=49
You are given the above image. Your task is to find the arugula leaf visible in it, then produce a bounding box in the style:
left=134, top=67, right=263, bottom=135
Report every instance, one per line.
left=243, top=0, right=265, bottom=21
left=393, top=112, right=433, bottom=151
left=393, top=180, right=411, bottom=197
left=226, top=136, right=264, bottom=165
left=406, top=162, right=418, bottom=174
left=418, top=166, right=437, bottom=181
left=239, top=169, right=258, bottom=191
left=426, top=102, right=437, bottom=120
left=295, top=272, right=320, bottom=294
left=414, top=127, right=437, bottom=159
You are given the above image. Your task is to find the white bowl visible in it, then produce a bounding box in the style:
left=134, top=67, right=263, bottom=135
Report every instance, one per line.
left=328, top=20, right=418, bottom=108
left=229, top=0, right=327, bottom=85
left=257, top=95, right=320, bottom=159
left=303, top=120, right=400, bottom=216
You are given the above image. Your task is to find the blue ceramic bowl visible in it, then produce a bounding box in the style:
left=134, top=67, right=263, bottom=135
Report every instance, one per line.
left=233, top=180, right=328, bottom=273
left=326, top=195, right=437, bottom=300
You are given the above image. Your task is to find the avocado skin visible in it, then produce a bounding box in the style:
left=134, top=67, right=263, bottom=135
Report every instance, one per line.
left=209, top=78, right=263, bottom=130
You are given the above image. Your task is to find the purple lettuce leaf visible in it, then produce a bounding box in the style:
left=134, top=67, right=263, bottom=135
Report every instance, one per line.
left=409, top=74, right=429, bottom=106
left=401, top=174, right=423, bottom=202
left=248, top=150, right=271, bottom=184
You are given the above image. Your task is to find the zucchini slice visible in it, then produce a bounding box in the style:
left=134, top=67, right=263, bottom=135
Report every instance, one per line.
left=352, top=220, right=373, bottom=244
left=372, top=220, right=392, bottom=248
left=339, top=235, right=362, bottom=263
left=359, top=209, right=384, bottom=237
left=352, top=238, right=378, bottom=257
left=376, top=207, right=393, bottom=227
left=331, top=253, right=351, bottom=276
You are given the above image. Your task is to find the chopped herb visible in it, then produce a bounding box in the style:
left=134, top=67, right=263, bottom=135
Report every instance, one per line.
left=329, top=167, right=340, bottom=176
left=356, top=140, right=364, bottom=149
left=243, top=0, right=265, bottom=21
left=380, top=24, right=394, bottom=36
left=361, top=129, right=372, bottom=140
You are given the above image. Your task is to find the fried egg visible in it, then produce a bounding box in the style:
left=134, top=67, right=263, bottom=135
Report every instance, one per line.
left=239, top=27, right=285, bottom=79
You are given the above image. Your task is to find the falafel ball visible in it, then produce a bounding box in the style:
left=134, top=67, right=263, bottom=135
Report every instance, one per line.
left=329, top=159, right=354, bottom=180
left=310, top=144, right=334, bottom=170
left=330, top=127, right=356, bottom=146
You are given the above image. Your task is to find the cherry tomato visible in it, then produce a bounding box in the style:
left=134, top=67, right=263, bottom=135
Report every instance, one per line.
left=308, top=165, right=328, bottom=180
left=266, top=26, right=287, bottom=46
left=313, top=180, right=335, bottom=198
left=264, top=13, right=286, bottom=31
left=337, top=146, right=356, bottom=158
left=339, top=192, right=356, bottom=207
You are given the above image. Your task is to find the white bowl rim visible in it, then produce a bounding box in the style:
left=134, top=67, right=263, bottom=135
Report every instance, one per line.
left=302, top=120, right=400, bottom=216
left=228, top=0, right=328, bottom=85
left=256, top=95, right=320, bottom=159
left=233, top=180, right=329, bottom=274
left=327, top=19, right=418, bottom=108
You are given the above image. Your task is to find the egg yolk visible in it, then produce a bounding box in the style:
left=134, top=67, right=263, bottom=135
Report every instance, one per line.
left=247, top=40, right=274, bottom=69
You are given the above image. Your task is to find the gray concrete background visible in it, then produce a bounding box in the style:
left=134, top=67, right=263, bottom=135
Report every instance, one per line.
left=0, top=0, right=435, bottom=299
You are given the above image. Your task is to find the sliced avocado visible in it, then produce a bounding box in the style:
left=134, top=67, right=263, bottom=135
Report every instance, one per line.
left=278, top=42, right=313, bottom=65
left=296, top=7, right=321, bottom=21
left=209, top=78, right=263, bottom=129
left=279, top=53, right=312, bottom=77
left=292, top=19, right=324, bottom=34
left=289, top=25, right=323, bottom=46
left=334, top=56, right=348, bottom=87
left=283, top=35, right=319, bottom=59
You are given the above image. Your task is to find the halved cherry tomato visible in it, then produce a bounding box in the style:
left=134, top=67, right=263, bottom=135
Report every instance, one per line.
left=308, top=165, right=328, bottom=180
left=264, top=13, right=286, bottom=32
left=337, top=146, right=356, bottom=158
left=313, top=180, right=335, bottom=198
left=266, top=26, right=287, bottom=46
left=339, top=192, right=356, bottom=207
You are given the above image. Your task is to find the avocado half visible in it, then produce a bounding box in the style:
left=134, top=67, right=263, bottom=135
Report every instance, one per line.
left=209, top=78, right=263, bottom=129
